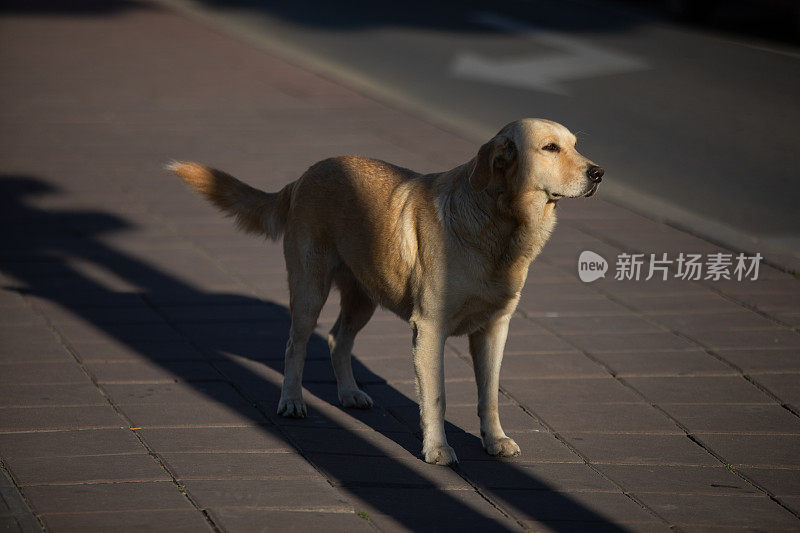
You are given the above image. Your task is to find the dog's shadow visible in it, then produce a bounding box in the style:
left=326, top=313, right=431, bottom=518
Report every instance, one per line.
left=1, top=175, right=628, bottom=532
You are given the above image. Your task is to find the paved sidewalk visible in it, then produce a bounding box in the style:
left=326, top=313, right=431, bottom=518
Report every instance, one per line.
left=1, top=1, right=799, bottom=531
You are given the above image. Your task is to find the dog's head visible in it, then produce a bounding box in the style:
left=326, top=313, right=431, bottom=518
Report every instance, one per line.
left=469, top=118, right=603, bottom=204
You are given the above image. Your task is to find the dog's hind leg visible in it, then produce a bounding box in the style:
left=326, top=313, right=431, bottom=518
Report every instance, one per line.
left=329, top=269, right=376, bottom=409
left=277, top=242, right=333, bottom=418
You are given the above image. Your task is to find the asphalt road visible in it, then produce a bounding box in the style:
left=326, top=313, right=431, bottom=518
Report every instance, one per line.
left=162, top=0, right=800, bottom=270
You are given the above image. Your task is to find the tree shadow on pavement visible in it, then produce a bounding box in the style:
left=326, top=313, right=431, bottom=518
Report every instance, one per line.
left=0, top=175, right=633, bottom=531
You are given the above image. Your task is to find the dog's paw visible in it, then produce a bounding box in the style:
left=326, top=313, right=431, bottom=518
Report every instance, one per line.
left=423, top=444, right=458, bottom=466
left=277, top=397, right=307, bottom=418
left=339, top=389, right=373, bottom=409
left=484, top=436, right=521, bottom=457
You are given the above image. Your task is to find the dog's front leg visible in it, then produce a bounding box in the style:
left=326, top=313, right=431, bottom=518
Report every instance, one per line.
left=469, top=314, right=520, bottom=457
left=411, top=319, right=457, bottom=465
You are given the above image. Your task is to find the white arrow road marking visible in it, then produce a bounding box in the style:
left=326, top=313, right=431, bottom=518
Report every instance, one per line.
left=451, top=12, right=649, bottom=95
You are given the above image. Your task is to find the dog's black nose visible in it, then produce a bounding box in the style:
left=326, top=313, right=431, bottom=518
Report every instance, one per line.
left=587, top=165, right=604, bottom=183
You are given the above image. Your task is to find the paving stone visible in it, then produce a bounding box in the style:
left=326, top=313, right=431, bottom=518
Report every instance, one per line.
left=84, top=360, right=220, bottom=383
left=371, top=379, right=486, bottom=407
left=499, top=352, right=608, bottom=379
left=102, top=381, right=246, bottom=406
left=684, top=329, right=800, bottom=350
left=161, top=451, right=317, bottom=480
left=623, top=376, right=773, bottom=404
left=591, top=349, right=736, bottom=377
left=648, top=311, right=779, bottom=333
left=7, top=453, right=168, bottom=485
left=0, top=383, right=106, bottom=407
left=0, top=406, right=123, bottom=431
left=368, top=511, right=521, bottom=532
left=137, top=426, right=293, bottom=453
left=356, top=354, right=471, bottom=382
left=535, top=314, right=661, bottom=334
left=634, top=493, right=799, bottom=528
left=208, top=509, right=372, bottom=533
left=391, top=404, right=542, bottom=435
left=460, top=460, right=617, bottom=491
left=0, top=306, right=43, bottom=327
left=345, top=487, right=520, bottom=531
left=69, top=339, right=203, bottom=362
left=561, top=332, right=698, bottom=353
left=621, top=294, right=743, bottom=314
left=119, top=402, right=268, bottom=428
left=23, top=481, right=192, bottom=514
left=176, top=321, right=288, bottom=343
left=306, top=453, right=470, bottom=488
left=695, top=434, right=800, bottom=468
left=298, top=359, right=382, bottom=384
left=54, top=322, right=182, bottom=344
left=528, top=403, right=680, bottom=433
left=502, top=377, right=643, bottom=405
left=562, top=433, right=716, bottom=465
left=282, top=426, right=419, bottom=457
left=447, top=430, right=578, bottom=462
left=0, top=465, right=39, bottom=533
left=520, top=296, right=632, bottom=316
left=503, top=332, right=577, bottom=354
left=517, top=281, right=600, bottom=301
left=750, top=373, right=800, bottom=408
left=0, top=517, right=24, bottom=532
left=714, top=348, right=800, bottom=373
left=739, top=467, right=800, bottom=495
left=660, top=404, right=800, bottom=433
left=34, top=304, right=165, bottom=326
left=159, top=304, right=288, bottom=323
left=0, top=326, right=65, bottom=362
left=14, top=290, right=143, bottom=309
left=351, top=334, right=415, bottom=358
left=184, top=478, right=351, bottom=510
left=0, top=362, right=89, bottom=385
left=41, top=510, right=213, bottom=533
left=362, top=383, right=421, bottom=408
left=772, top=311, right=800, bottom=328
left=213, top=359, right=291, bottom=385
left=595, top=464, right=756, bottom=495
left=677, top=527, right=797, bottom=533
left=492, top=489, right=658, bottom=524
left=269, top=402, right=409, bottom=432
left=271, top=383, right=347, bottom=407
left=0, top=429, right=142, bottom=459
left=514, top=519, right=671, bottom=532
left=780, top=496, right=800, bottom=516
left=507, top=314, right=551, bottom=333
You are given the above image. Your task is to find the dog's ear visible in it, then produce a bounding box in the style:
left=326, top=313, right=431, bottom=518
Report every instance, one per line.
left=469, top=135, right=517, bottom=193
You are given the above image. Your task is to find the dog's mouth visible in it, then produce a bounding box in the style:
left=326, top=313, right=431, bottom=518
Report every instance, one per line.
left=546, top=182, right=599, bottom=201
left=583, top=182, right=600, bottom=198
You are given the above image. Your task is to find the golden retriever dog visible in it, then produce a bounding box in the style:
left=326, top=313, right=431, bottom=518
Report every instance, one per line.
left=170, top=118, right=602, bottom=465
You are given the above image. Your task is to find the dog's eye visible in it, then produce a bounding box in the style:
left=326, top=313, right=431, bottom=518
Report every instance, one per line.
left=542, top=143, right=560, bottom=152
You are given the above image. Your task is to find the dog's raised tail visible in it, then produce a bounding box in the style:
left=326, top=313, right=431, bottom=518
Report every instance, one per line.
left=168, top=161, right=292, bottom=240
